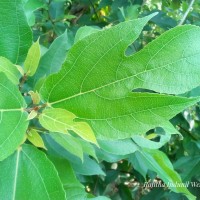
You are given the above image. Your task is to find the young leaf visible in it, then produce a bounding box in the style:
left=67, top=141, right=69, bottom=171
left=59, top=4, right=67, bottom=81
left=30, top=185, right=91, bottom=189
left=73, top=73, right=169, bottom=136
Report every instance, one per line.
left=0, top=57, right=20, bottom=84
left=0, top=73, right=28, bottom=161
left=27, top=129, right=46, bottom=150
left=39, top=108, right=98, bottom=146
left=40, top=14, right=200, bottom=140
left=24, top=39, right=40, bottom=76
left=0, top=0, right=32, bottom=63
left=32, top=30, right=73, bottom=83
left=28, top=90, right=41, bottom=104
left=0, top=144, right=66, bottom=200
left=27, top=110, right=37, bottom=120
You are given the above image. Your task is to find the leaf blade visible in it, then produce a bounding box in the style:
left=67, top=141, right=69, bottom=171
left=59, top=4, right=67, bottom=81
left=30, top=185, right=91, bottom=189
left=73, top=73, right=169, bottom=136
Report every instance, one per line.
left=0, top=73, right=28, bottom=161
left=0, top=0, right=32, bottom=63
left=24, top=39, right=41, bottom=76
left=0, top=144, right=66, bottom=200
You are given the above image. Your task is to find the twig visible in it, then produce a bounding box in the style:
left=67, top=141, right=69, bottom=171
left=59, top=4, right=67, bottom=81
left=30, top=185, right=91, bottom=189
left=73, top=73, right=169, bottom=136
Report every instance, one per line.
left=177, top=125, right=198, bottom=140
left=178, top=0, right=195, bottom=25
left=88, top=0, right=99, bottom=21
left=19, top=74, right=27, bottom=91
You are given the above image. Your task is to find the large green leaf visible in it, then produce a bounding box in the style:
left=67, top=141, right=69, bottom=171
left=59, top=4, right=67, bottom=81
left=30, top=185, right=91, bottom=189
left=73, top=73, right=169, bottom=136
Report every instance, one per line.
left=0, top=73, right=28, bottom=161
left=0, top=144, right=66, bottom=200
left=0, top=0, right=32, bottom=64
left=40, top=14, right=200, bottom=140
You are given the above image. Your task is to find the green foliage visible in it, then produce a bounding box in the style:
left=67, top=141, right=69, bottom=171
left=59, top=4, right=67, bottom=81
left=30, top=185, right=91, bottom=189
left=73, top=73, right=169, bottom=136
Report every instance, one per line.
left=0, top=0, right=32, bottom=64
left=0, top=0, right=200, bottom=200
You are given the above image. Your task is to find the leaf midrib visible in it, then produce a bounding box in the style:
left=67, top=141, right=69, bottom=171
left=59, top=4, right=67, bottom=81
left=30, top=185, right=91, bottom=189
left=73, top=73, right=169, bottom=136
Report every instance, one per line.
left=78, top=100, right=197, bottom=121
left=12, top=148, right=20, bottom=200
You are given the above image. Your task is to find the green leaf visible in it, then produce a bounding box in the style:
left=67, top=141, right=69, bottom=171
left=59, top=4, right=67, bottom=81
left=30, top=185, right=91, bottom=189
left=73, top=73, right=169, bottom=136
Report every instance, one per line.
left=27, top=129, right=46, bottom=150
left=129, top=149, right=196, bottom=200
left=28, top=90, right=41, bottom=104
left=132, top=133, right=171, bottom=149
left=0, top=144, right=66, bottom=200
left=39, top=108, right=98, bottom=145
left=174, top=155, right=200, bottom=181
left=49, top=132, right=83, bottom=161
left=23, top=0, right=45, bottom=26
left=0, top=0, right=32, bottom=64
left=40, top=14, right=200, bottom=140
left=74, top=26, right=100, bottom=43
left=0, top=57, right=20, bottom=84
left=75, top=138, right=98, bottom=161
left=24, top=39, right=41, bottom=76
left=43, top=134, right=105, bottom=176
left=0, top=73, right=28, bottom=161
left=49, top=156, right=88, bottom=200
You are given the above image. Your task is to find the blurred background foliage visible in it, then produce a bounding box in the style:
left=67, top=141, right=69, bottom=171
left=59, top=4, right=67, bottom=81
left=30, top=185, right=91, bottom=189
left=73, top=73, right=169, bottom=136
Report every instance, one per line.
left=24, top=0, right=200, bottom=199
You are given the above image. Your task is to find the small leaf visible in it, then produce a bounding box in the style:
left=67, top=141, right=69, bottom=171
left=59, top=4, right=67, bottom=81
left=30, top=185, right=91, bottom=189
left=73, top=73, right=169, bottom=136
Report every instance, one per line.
left=75, top=26, right=100, bottom=43
left=28, top=90, right=41, bottom=104
left=0, top=57, right=20, bottom=84
left=27, top=129, right=46, bottom=150
left=39, top=108, right=98, bottom=146
left=0, top=144, right=66, bottom=200
left=27, top=110, right=38, bottom=120
left=31, top=30, right=73, bottom=85
left=145, top=133, right=158, bottom=140
left=15, top=65, right=24, bottom=76
left=24, top=39, right=40, bottom=76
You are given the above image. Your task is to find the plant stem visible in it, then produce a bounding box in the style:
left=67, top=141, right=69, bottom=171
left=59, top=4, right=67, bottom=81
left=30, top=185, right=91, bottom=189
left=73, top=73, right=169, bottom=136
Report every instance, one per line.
left=177, top=124, right=198, bottom=140
left=178, top=0, right=195, bottom=25
left=19, top=74, right=27, bottom=91
left=88, top=0, right=99, bottom=21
